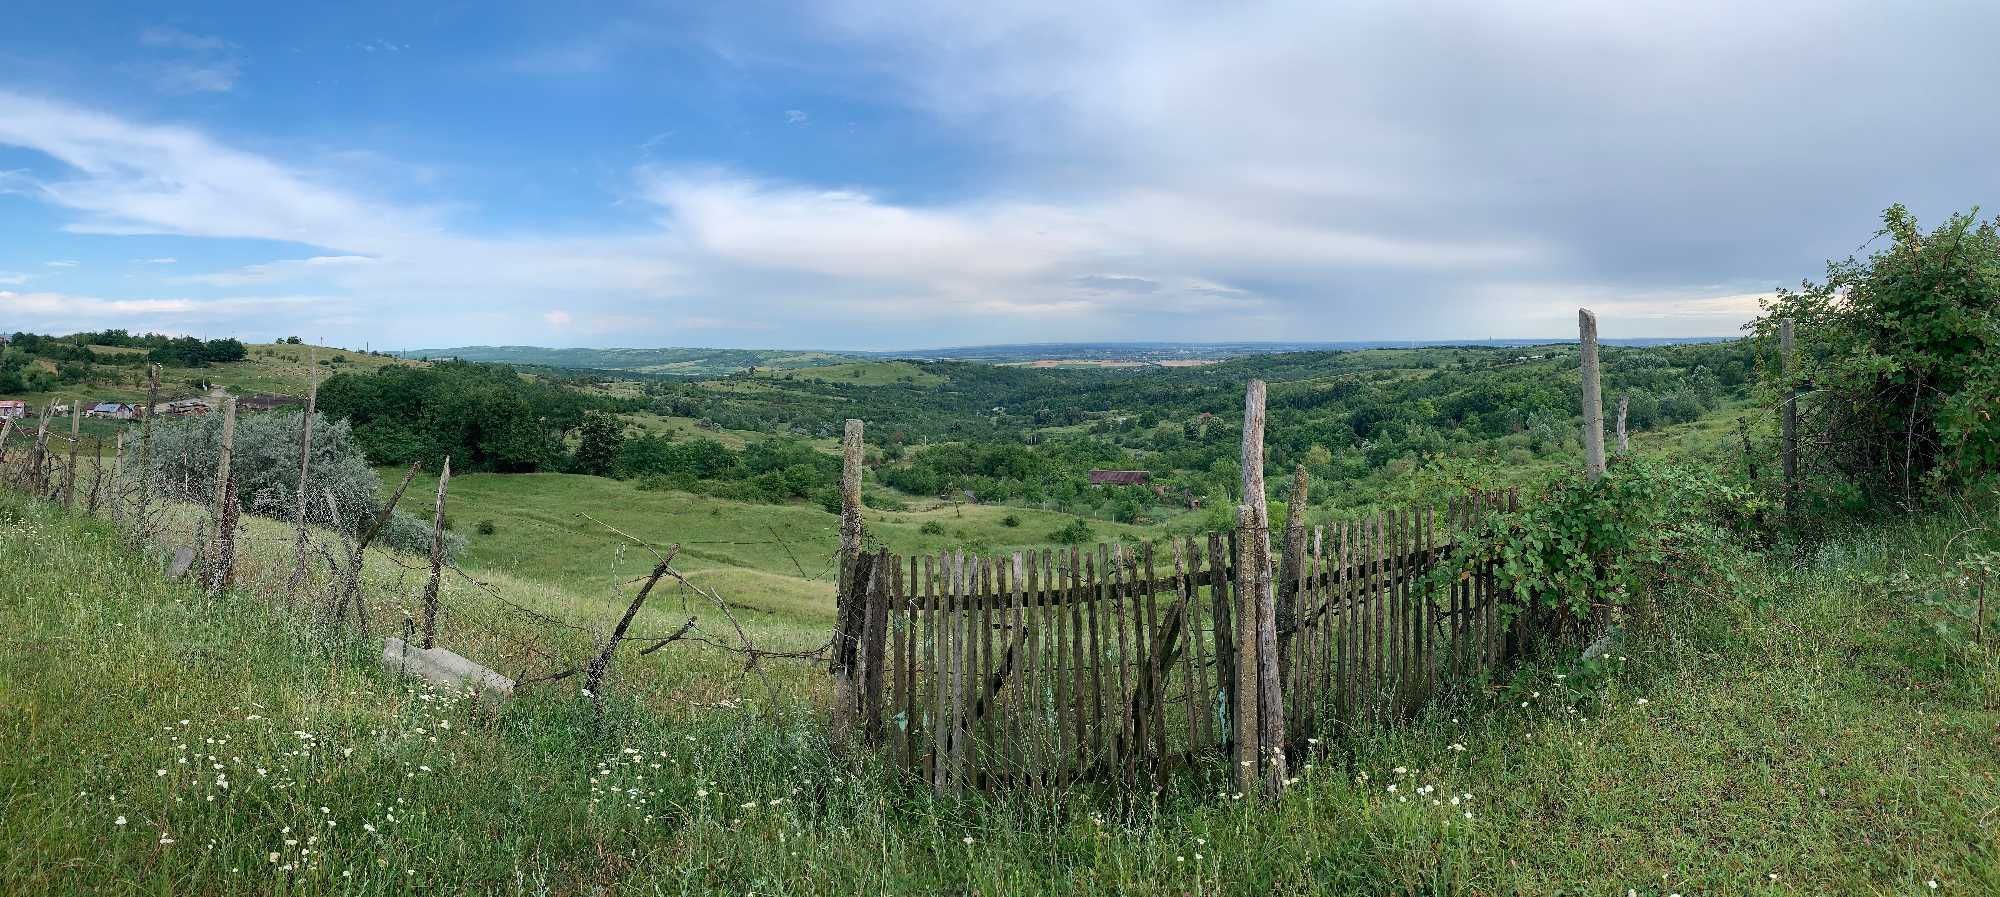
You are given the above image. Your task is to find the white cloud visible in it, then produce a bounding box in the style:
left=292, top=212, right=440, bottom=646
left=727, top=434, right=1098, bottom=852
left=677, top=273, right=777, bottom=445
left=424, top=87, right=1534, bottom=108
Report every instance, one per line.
left=139, top=26, right=226, bottom=52
left=784, top=109, right=809, bottom=125
left=142, top=257, right=177, bottom=264
left=0, top=289, right=336, bottom=333
left=0, top=271, right=29, bottom=285
left=45, top=259, right=77, bottom=267
left=542, top=310, right=573, bottom=327
left=149, top=60, right=240, bottom=94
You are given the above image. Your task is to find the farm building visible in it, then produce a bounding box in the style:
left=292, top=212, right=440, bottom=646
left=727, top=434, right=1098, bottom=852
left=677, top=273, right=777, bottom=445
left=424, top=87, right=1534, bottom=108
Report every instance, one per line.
left=1088, top=469, right=1151, bottom=486
left=0, top=400, right=25, bottom=419
left=158, top=399, right=212, bottom=416
left=85, top=402, right=137, bottom=419
left=236, top=394, right=300, bottom=412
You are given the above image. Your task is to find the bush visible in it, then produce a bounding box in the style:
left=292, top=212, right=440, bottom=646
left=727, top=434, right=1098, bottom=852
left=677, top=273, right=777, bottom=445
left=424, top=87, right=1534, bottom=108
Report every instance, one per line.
left=1049, top=518, right=1095, bottom=545
left=1001, top=513, right=1021, bottom=528
left=1755, top=204, right=2000, bottom=506
left=141, top=411, right=381, bottom=530
left=476, top=519, right=497, bottom=536
left=919, top=521, right=946, bottom=536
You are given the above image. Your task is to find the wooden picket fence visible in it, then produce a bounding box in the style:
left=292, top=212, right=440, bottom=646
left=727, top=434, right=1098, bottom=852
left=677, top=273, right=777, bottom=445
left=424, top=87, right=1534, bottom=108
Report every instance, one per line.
left=843, top=489, right=1524, bottom=793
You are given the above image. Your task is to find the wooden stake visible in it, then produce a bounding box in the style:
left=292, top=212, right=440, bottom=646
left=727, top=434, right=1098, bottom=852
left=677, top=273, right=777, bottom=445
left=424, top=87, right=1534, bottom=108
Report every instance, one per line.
left=419, top=457, right=451, bottom=649
left=61, top=400, right=79, bottom=508
left=287, top=366, right=320, bottom=593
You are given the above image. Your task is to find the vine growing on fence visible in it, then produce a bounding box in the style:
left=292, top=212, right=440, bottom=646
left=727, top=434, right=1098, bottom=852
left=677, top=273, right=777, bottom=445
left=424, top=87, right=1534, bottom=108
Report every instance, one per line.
left=1437, top=456, right=1760, bottom=636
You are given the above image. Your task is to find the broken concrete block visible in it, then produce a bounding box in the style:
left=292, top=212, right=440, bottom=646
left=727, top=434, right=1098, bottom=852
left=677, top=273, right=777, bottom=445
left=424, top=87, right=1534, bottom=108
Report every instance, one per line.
left=381, top=637, right=515, bottom=700
left=167, top=547, right=195, bottom=579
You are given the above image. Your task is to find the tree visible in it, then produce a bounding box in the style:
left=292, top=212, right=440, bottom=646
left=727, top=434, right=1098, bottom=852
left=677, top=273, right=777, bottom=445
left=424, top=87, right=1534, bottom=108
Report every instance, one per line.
left=571, top=412, right=625, bottom=477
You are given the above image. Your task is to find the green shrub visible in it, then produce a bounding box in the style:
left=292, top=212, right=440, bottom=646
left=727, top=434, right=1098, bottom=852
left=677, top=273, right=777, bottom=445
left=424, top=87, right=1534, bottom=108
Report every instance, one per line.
left=1001, top=513, right=1021, bottom=528
left=919, top=521, right=946, bottom=536
left=1048, top=518, right=1095, bottom=545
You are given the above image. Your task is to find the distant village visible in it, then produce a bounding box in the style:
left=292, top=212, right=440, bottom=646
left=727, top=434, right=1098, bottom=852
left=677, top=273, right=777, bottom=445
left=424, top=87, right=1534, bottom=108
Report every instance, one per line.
left=0, top=393, right=299, bottom=421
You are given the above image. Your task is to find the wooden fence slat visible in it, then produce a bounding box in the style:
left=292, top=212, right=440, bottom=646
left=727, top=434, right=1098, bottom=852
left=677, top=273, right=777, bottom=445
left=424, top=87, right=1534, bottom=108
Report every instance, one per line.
left=903, top=557, right=918, bottom=769
left=926, top=555, right=942, bottom=788
left=1050, top=549, right=1072, bottom=782
left=1311, top=525, right=1329, bottom=736
left=1023, top=551, right=1042, bottom=788
left=1207, top=532, right=1233, bottom=756
left=1099, top=544, right=1124, bottom=772
left=961, top=555, right=976, bottom=785
left=980, top=556, right=996, bottom=784
left=1144, top=543, right=1168, bottom=784
left=890, top=560, right=909, bottom=769
left=1084, top=545, right=1106, bottom=762
left=1192, top=536, right=1208, bottom=752
left=953, top=551, right=972, bottom=790
left=1340, top=520, right=1355, bottom=724
left=1172, top=540, right=1201, bottom=764
left=1127, top=543, right=1147, bottom=786
left=1068, top=547, right=1089, bottom=777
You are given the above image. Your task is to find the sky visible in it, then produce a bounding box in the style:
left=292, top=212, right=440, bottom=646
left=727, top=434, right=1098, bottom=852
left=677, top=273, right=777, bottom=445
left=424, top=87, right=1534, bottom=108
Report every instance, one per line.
left=1, top=1, right=1997, bottom=351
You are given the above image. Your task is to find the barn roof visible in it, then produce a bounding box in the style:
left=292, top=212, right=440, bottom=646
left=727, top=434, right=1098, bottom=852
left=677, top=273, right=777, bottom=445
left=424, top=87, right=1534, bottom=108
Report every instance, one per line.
left=1088, top=469, right=1151, bottom=486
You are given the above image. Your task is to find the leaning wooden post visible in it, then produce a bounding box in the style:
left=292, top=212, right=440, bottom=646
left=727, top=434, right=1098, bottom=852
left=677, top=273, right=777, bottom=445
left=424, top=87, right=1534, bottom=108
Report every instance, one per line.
left=61, top=400, right=80, bottom=507
left=29, top=404, right=52, bottom=495
left=830, top=419, right=867, bottom=748
left=1780, top=318, right=1798, bottom=519
left=0, top=417, right=13, bottom=484
left=1235, top=379, right=1284, bottom=796
left=1615, top=396, right=1629, bottom=456
left=208, top=476, right=239, bottom=597
left=1579, top=309, right=1606, bottom=482
left=420, top=457, right=452, bottom=650
left=135, top=364, right=160, bottom=529
left=212, top=397, right=237, bottom=526
left=286, top=370, right=320, bottom=592
left=584, top=546, right=681, bottom=708
left=1276, top=464, right=1309, bottom=695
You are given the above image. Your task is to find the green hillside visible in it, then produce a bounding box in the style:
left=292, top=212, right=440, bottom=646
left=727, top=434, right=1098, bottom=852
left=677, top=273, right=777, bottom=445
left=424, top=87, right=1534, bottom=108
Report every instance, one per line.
left=397, top=345, right=862, bottom=377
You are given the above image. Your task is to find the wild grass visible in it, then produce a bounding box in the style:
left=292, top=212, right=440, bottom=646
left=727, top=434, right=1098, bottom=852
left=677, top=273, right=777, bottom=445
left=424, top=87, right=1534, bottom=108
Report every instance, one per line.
left=3, top=488, right=1995, bottom=894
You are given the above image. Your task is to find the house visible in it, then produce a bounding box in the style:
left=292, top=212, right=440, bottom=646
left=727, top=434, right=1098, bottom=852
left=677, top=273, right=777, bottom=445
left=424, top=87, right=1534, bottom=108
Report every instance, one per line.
left=1088, top=469, right=1152, bottom=487
left=236, top=394, right=300, bottom=412
left=85, top=402, right=137, bottom=419
left=0, top=400, right=26, bottom=419
left=159, top=399, right=212, bottom=416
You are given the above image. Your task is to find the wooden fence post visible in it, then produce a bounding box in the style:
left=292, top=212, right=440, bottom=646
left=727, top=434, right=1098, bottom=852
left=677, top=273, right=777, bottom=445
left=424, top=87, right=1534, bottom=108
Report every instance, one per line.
left=62, top=400, right=79, bottom=508
left=1235, top=379, right=1284, bottom=797
left=213, top=397, right=237, bottom=526
left=287, top=368, right=320, bottom=593
left=420, top=457, right=451, bottom=649
left=1780, top=318, right=1798, bottom=518
left=831, top=419, right=866, bottom=748
left=135, top=364, right=159, bottom=530
left=1579, top=309, right=1606, bottom=482
left=209, top=476, right=239, bottom=597
left=29, top=405, right=52, bottom=495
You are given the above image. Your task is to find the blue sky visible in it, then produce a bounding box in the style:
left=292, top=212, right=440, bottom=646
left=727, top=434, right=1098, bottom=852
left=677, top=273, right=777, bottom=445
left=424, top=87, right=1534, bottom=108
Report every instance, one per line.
left=3, top=2, right=1997, bottom=350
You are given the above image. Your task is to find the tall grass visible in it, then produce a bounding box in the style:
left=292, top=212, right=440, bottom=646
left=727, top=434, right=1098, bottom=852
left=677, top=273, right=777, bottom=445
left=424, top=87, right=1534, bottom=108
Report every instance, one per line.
left=2, top=492, right=1996, bottom=895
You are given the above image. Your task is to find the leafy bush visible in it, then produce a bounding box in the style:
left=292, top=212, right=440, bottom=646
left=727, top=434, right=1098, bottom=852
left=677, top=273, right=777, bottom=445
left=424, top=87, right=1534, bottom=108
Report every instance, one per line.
left=476, top=519, right=497, bottom=536
left=1440, top=456, right=1757, bottom=645
left=919, top=521, right=946, bottom=536
left=1754, top=204, right=2000, bottom=506
left=1001, top=513, right=1021, bottom=528
left=1048, top=518, right=1096, bottom=545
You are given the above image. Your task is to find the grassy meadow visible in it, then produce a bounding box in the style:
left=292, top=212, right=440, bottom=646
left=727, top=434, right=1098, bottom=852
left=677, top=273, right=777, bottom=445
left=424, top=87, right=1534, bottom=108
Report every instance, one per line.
left=2, top=488, right=1996, bottom=894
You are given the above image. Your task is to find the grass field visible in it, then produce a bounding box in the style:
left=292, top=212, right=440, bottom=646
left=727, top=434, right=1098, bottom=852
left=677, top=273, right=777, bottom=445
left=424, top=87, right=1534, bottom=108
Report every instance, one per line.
left=3, top=488, right=1995, bottom=894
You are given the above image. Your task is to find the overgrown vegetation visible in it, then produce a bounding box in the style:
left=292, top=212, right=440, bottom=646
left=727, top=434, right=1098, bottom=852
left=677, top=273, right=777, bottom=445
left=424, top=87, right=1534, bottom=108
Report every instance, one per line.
left=1755, top=204, right=2000, bottom=509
